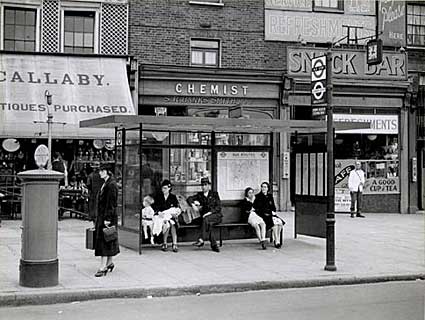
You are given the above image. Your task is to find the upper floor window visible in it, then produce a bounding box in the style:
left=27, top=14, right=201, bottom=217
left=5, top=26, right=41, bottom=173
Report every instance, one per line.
left=3, top=7, right=36, bottom=51
left=314, top=0, right=343, bottom=11
left=189, top=0, right=223, bottom=5
left=190, top=39, right=219, bottom=67
left=407, top=4, right=425, bottom=47
left=64, top=11, right=95, bottom=54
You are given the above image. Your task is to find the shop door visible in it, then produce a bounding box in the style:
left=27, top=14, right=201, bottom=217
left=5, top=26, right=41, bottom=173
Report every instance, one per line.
left=292, top=134, right=328, bottom=238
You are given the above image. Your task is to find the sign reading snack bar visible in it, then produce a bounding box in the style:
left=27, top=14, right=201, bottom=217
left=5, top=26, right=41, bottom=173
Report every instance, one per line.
left=287, top=47, right=406, bottom=80
left=0, top=53, right=135, bottom=138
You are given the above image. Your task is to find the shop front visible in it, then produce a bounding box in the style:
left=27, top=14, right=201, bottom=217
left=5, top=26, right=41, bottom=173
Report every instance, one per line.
left=138, top=65, right=284, bottom=210
left=287, top=46, right=410, bottom=213
left=0, top=52, right=135, bottom=218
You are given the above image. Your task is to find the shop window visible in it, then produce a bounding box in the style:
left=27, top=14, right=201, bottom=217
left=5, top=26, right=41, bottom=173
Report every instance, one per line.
left=3, top=7, right=36, bottom=51
left=407, top=4, right=425, bottom=47
left=313, top=0, right=343, bottom=12
left=63, top=11, right=95, bottom=54
left=190, top=39, right=219, bottom=67
left=215, top=133, right=270, bottom=146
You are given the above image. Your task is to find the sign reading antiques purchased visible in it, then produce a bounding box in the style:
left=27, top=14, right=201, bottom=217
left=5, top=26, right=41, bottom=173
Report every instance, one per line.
left=0, top=53, right=135, bottom=138
left=288, top=47, right=406, bottom=80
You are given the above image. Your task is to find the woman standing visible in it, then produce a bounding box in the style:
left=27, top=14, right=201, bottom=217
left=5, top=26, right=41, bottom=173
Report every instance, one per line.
left=153, top=180, right=181, bottom=252
left=241, top=187, right=267, bottom=250
left=94, top=165, right=119, bottom=277
left=253, top=182, right=284, bottom=249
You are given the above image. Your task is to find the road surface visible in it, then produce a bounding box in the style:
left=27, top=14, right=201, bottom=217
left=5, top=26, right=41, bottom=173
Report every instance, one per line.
left=1, top=281, right=424, bottom=320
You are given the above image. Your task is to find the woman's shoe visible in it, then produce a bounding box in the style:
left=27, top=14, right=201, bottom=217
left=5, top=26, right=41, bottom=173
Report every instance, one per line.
left=261, top=240, right=267, bottom=250
left=192, top=240, right=204, bottom=248
left=275, top=242, right=282, bottom=249
left=106, top=263, right=115, bottom=273
left=161, top=243, right=168, bottom=252
left=94, top=269, right=107, bottom=277
left=172, top=244, right=178, bottom=253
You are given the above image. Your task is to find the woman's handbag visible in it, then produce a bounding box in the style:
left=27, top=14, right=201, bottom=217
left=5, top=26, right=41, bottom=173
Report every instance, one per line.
left=103, top=225, right=118, bottom=242
left=85, top=227, right=95, bottom=250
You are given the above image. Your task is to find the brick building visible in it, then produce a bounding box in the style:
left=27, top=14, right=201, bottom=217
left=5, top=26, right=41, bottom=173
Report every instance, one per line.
left=126, top=0, right=420, bottom=216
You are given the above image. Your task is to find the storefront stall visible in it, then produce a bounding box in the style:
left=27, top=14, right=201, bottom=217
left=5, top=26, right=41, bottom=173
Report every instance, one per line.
left=287, top=46, right=410, bottom=213
left=0, top=52, right=135, bottom=218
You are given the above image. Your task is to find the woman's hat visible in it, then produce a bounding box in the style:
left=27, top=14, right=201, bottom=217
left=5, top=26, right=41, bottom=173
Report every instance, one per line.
left=161, top=179, right=172, bottom=188
left=200, top=177, right=211, bottom=185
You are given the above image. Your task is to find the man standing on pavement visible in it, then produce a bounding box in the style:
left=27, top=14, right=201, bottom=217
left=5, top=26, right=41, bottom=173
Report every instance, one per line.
left=348, top=161, right=366, bottom=218
left=187, top=177, right=222, bottom=252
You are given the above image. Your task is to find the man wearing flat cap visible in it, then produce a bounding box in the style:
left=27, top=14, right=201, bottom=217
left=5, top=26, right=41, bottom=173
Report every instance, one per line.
left=187, top=177, right=222, bottom=252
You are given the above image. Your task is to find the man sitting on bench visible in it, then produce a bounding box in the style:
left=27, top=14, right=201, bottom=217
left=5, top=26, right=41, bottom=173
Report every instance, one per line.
left=187, top=177, right=222, bottom=253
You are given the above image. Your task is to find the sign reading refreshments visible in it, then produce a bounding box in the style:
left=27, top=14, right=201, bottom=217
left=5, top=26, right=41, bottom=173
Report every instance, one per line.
left=265, top=10, right=375, bottom=43
left=0, top=53, right=135, bottom=138
left=378, top=0, right=406, bottom=47
left=287, top=47, right=406, bottom=80
left=334, top=114, right=398, bottom=134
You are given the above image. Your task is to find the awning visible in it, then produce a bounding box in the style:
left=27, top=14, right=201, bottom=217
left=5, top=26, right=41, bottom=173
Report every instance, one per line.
left=0, top=53, right=135, bottom=139
left=80, top=115, right=369, bottom=134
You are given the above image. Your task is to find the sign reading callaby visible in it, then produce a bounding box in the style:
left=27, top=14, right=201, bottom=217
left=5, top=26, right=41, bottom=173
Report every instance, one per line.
left=0, top=54, right=135, bottom=138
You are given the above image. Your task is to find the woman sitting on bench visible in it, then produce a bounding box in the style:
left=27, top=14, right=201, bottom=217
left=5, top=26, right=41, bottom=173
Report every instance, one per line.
left=253, top=182, right=284, bottom=249
left=241, top=187, right=267, bottom=250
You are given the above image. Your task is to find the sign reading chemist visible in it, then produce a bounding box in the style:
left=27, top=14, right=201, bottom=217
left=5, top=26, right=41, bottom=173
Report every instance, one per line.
left=0, top=53, right=135, bottom=138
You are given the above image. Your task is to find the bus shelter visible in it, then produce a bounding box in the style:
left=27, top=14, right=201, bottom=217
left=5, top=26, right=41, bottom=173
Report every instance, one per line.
left=80, top=115, right=366, bottom=254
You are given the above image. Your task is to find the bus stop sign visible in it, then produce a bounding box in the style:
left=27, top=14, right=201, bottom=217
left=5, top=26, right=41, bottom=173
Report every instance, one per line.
left=311, top=55, right=327, bottom=105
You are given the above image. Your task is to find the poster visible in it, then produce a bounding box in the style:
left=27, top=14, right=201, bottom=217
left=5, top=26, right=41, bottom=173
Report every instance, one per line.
left=378, top=0, right=406, bottom=47
left=217, top=152, right=269, bottom=200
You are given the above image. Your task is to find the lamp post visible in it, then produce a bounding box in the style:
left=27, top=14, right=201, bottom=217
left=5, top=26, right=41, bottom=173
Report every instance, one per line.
left=44, top=90, right=53, bottom=170
left=324, top=48, right=336, bottom=271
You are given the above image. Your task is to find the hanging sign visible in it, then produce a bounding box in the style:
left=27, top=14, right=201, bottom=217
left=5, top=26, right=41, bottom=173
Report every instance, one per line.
left=367, top=39, right=383, bottom=66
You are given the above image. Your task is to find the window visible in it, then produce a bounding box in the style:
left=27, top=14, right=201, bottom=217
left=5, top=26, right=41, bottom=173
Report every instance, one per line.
left=189, top=0, right=223, bottom=5
left=314, top=0, right=343, bottom=11
left=3, top=7, right=36, bottom=51
left=190, top=39, right=219, bottom=67
left=407, top=4, right=425, bottom=46
left=63, top=11, right=95, bottom=53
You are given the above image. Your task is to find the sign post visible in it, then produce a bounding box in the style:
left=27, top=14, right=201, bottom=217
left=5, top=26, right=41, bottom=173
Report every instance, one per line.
left=324, top=48, right=337, bottom=272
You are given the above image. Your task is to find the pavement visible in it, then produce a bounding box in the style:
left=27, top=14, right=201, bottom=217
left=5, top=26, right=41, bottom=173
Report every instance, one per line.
left=0, top=212, right=424, bottom=307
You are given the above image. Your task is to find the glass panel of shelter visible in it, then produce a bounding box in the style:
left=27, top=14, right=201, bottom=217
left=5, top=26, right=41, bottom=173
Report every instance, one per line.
left=119, top=126, right=272, bottom=232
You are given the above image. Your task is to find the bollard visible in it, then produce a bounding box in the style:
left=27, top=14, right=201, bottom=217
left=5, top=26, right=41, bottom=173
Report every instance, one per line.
left=18, top=169, right=63, bottom=287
